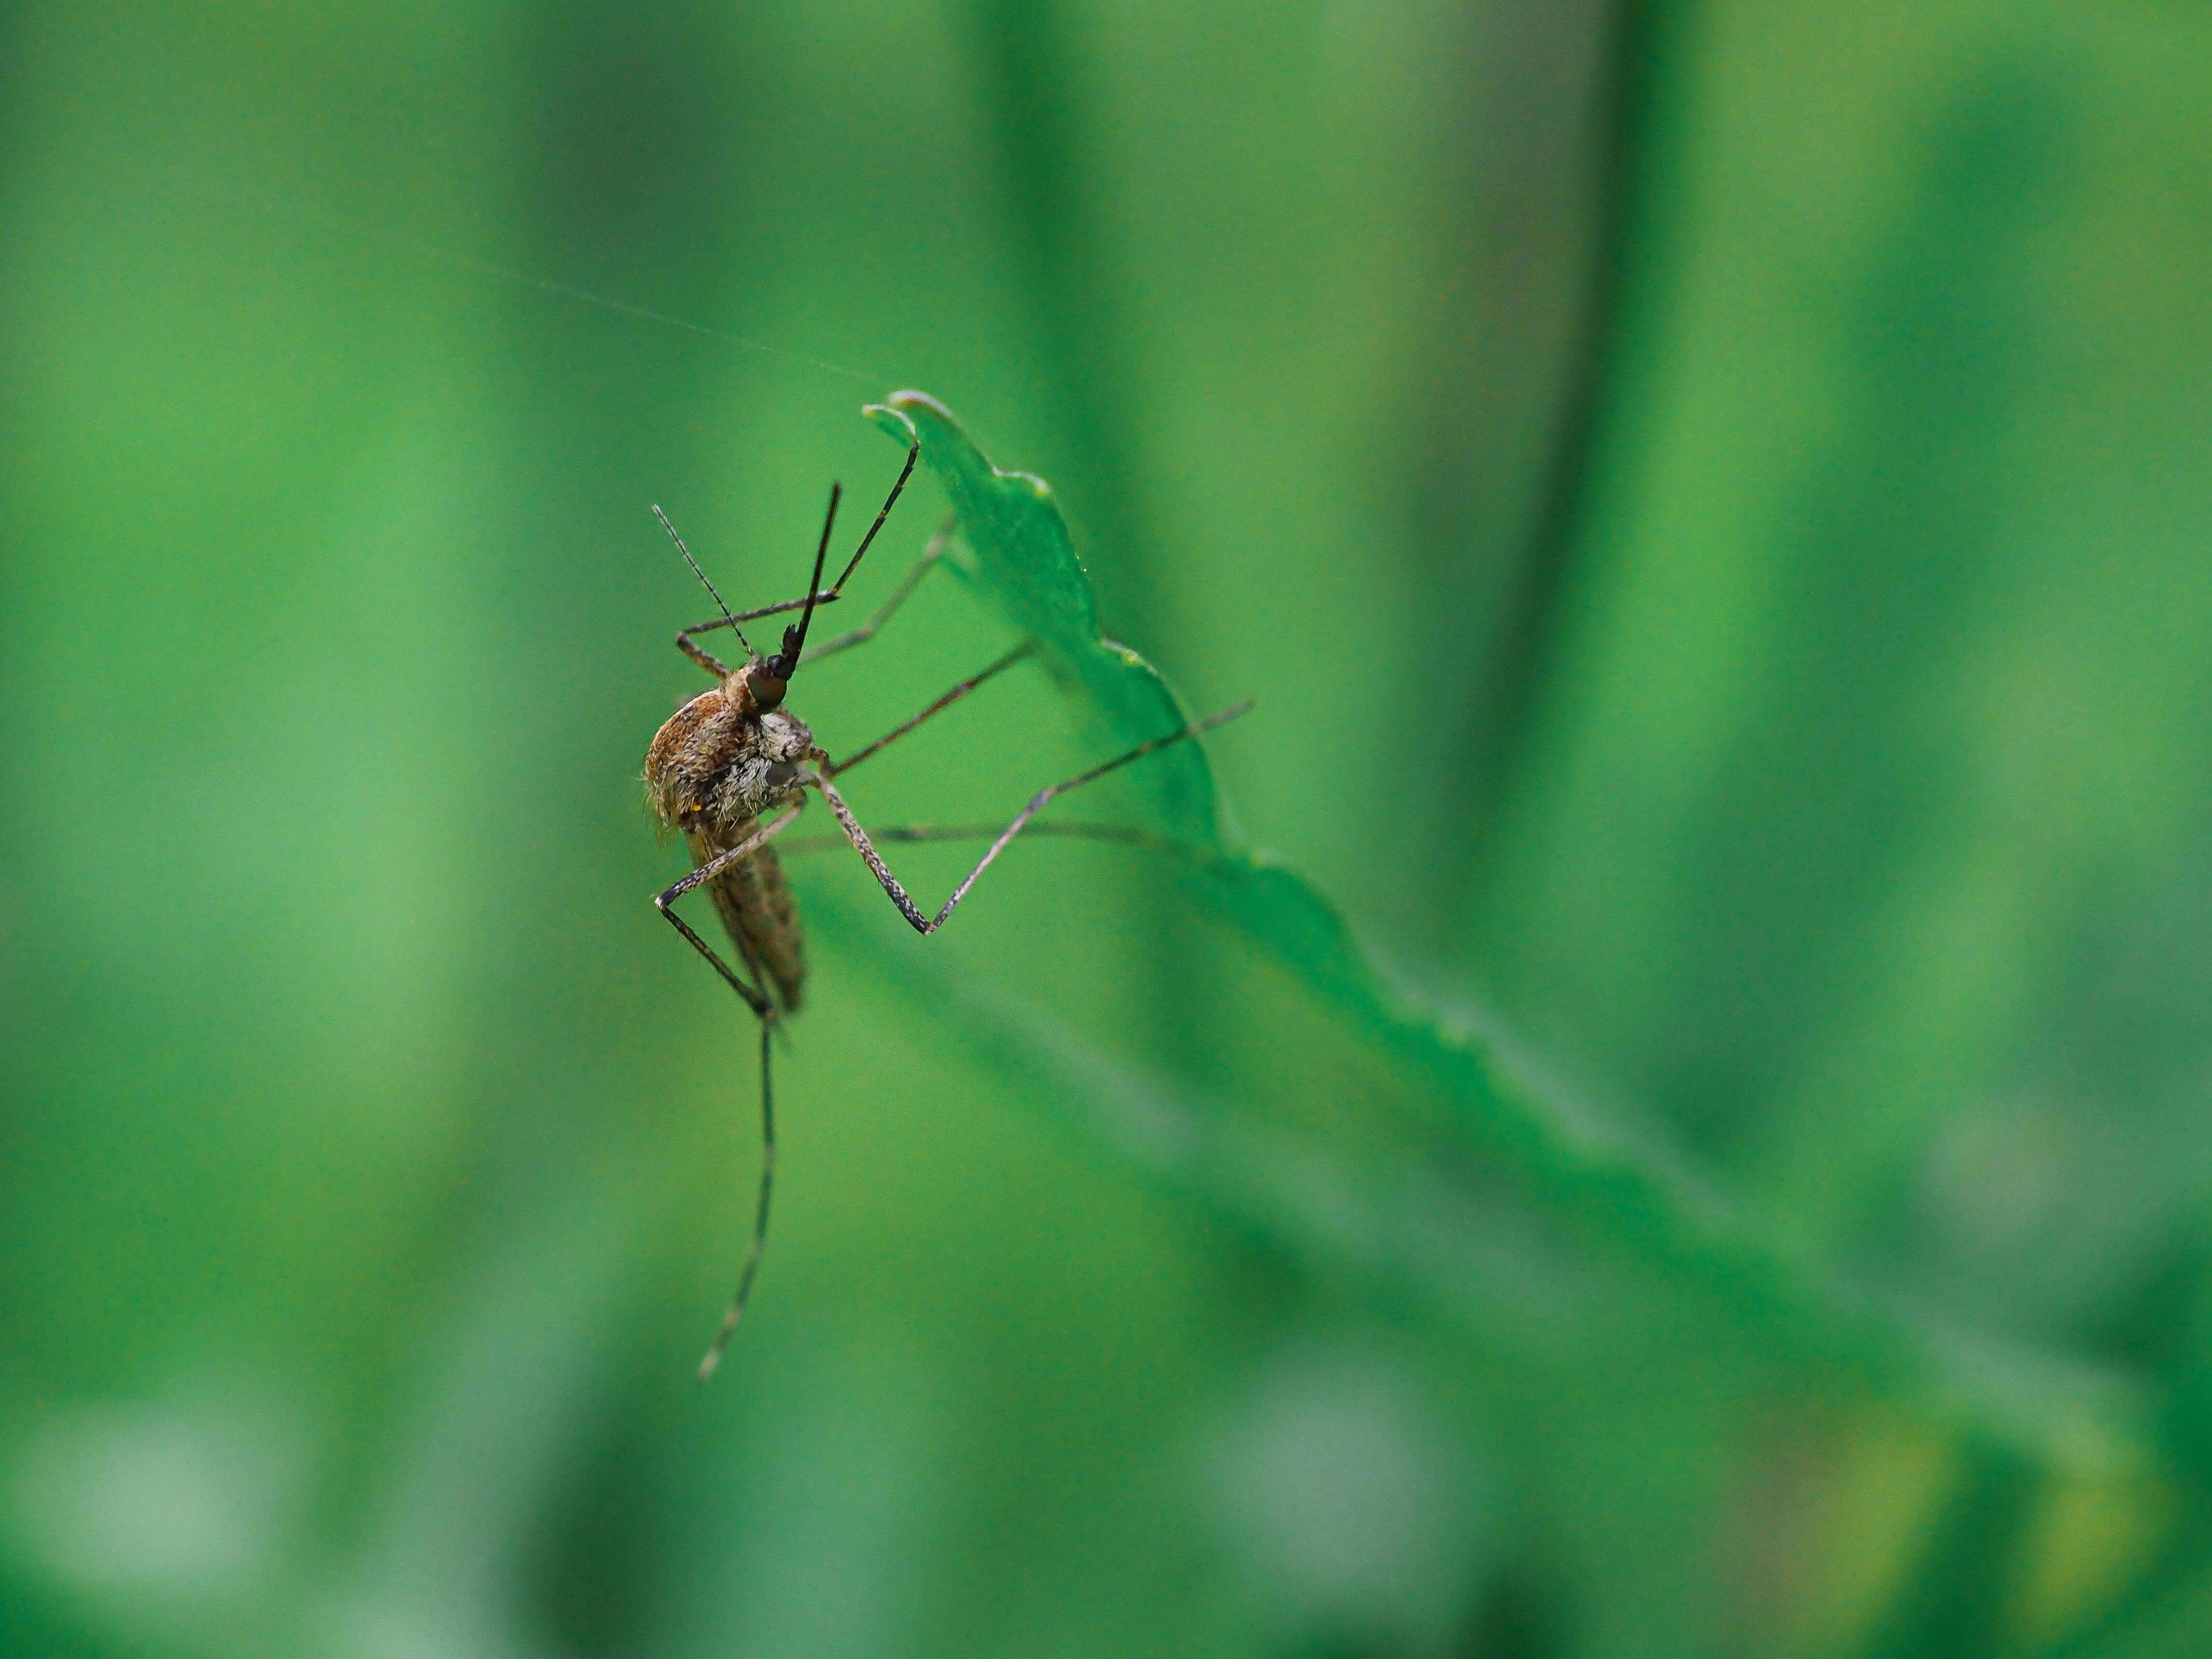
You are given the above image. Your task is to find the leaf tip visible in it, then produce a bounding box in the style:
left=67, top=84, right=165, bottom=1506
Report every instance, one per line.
left=862, top=399, right=920, bottom=447
left=883, top=388, right=952, bottom=419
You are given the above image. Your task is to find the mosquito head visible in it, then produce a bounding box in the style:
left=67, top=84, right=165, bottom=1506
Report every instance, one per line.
left=749, top=481, right=839, bottom=711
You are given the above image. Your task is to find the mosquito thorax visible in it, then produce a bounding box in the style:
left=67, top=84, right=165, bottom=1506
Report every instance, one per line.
left=645, top=675, right=813, bottom=834
left=714, top=699, right=812, bottom=824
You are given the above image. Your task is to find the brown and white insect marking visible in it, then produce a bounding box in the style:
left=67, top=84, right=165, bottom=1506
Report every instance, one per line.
left=646, top=668, right=813, bottom=1011
left=644, top=437, right=1250, bottom=1381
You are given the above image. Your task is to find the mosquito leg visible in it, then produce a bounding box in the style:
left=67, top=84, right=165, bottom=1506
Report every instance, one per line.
left=654, top=892, right=770, bottom=1017
left=674, top=623, right=734, bottom=677
left=652, top=802, right=807, bottom=1002
left=654, top=892, right=775, bottom=1379
left=776, top=820, right=1191, bottom=860
left=824, top=640, right=1036, bottom=779
left=806, top=700, right=1255, bottom=934
left=650, top=799, right=806, bottom=1378
left=804, top=515, right=955, bottom=662
left=821, top=430, right=918, bottom=597
left=676, top=594, right=847, bottom=673
left=696, top=1018, right=772, bottom=1383
left=680, top=508, right=956, bottom=673
left=664, top=437, right=920, bottom=673
left=677, top=599, right=846, bottom=675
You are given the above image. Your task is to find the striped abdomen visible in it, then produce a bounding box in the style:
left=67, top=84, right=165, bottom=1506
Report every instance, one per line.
left=688, top=828, right=806, bottom=1012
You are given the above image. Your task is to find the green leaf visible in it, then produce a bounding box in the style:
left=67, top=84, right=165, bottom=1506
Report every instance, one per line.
left=865, top=393, right=1220, bottom=847
left=862, top=390, right=2152, bottom=1479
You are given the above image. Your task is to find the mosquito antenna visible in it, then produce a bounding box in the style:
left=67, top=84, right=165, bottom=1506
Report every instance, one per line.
left=826, top=437, right=918, bottom=595
left=769, top=482, right=839, bottom=676
left=654, top=504, right=756, bottom=659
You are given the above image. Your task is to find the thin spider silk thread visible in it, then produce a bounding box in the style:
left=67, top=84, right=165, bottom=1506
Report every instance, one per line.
left=374, top=229, right=888, bottom=387
left=220, top=179, right=890, bottom=388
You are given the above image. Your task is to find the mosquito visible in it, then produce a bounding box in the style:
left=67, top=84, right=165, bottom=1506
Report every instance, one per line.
left=644, top=434, right=1251, bottom=1380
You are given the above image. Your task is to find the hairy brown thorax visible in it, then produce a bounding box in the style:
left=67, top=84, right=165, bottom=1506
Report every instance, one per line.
left=645, top=667, right=815, bottom=1009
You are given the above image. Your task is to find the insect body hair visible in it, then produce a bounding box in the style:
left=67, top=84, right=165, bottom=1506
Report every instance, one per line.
left=644, top=683, right=813, bottom=1014
left=645, top=685, right=813, bottom=838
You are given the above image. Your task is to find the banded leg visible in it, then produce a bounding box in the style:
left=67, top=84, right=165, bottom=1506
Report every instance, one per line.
left=807, top=700, right=1255, bottom=935
left=650, top=801, right=806, bottom=1379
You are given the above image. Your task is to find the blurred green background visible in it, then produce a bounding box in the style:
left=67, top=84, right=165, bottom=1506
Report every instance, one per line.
left=7, top=2, right=2212, bottom=1655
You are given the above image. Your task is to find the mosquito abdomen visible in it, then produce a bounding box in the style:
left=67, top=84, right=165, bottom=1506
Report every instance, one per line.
left=692, top=829, right=806, bottom=1012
